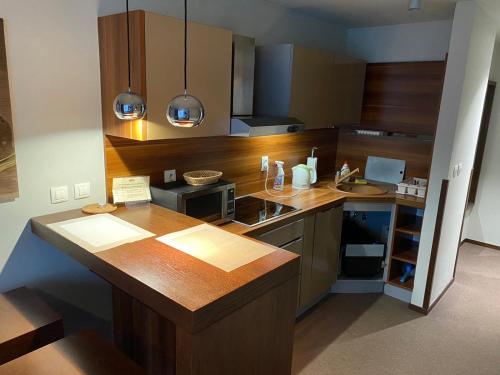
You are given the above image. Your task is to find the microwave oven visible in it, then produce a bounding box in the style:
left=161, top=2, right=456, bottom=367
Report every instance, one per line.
left=150, top=180, right=235, bottom=224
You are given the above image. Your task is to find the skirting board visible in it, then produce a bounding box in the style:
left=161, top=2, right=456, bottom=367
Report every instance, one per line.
left=463, top=238, right=500, bottom=251
left=409, top=278, right=455, bottom=316
left=331, top=279, right=385, bottom=294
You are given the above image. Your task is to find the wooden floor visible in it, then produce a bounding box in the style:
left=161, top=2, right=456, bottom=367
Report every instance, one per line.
left=292, top=243, right=500, bottom=374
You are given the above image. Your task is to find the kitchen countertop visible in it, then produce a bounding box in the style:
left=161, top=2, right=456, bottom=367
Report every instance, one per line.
left=221, top=179, right=425, bottom=236
left=30, top=178, right=423, bottom=333
left=31, top=205, right=299, bottom=334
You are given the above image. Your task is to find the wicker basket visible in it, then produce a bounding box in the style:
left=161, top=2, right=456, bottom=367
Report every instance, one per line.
left=183, top=170, right=223, bottom=186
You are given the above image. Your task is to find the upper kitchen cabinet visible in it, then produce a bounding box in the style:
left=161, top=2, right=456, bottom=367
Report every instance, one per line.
left=254, top=44, right=366, bottom=130
left=98, top=11, right=232, bottom=141
left=360, top=61, right=446, bottom=136
left=331, top=55, right=367, bottom=127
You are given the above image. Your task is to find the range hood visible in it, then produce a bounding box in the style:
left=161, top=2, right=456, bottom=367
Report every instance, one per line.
left=230, top=35, right=304, bottom=137
left=230, top=117, right=305, bottom=137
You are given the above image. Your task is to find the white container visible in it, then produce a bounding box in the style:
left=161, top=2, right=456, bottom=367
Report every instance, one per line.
left=417, top=186, right=427, bottom=198
left=406, top=185, right=417, bottom=196
left=396, top=183, right=408, bottom=194
left=413, top=177, right=428, bottom=187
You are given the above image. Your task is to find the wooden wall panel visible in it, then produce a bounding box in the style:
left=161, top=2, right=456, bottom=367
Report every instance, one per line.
left=361, top=61, right=446, bottom=136
left=105, top=129, right=339, bottom=199
left=336, top=131, right=433, bottom=179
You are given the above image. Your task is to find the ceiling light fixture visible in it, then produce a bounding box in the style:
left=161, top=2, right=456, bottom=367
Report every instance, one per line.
left=113, top=0, right=147, bottom=121
left=409, top=0, right=421, bottom=11
left=166, top=0, right=205, bottom=128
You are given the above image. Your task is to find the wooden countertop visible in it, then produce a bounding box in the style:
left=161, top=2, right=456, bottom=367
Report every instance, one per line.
left=30, top=178, right=423, bottom=334
left=221, top=179, right=425, bottom=236
left=31, top=205, right=299, bottom=334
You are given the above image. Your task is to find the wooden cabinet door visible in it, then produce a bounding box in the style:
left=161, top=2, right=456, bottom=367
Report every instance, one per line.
left=289, top=45, right=335, bottom=130
left=298, top=214, right=316, bottom=310
left=332, top=56, right=366, bottom=126
left=309, top=205, right=343, bottom=300
left=145, top=12, right=232, bottom=140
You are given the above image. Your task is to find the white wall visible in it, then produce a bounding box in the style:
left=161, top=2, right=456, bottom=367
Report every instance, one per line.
left=346, top=20, right=453, bottom=63
left=98, top=0, right=347, bottom=53
left=463, top=43, right=500, bottom=246
left=412, top=1, right=496, bottom=307
left=0, top=0, right=348, bottom=321
left=0, top=0, right=109, bottom=318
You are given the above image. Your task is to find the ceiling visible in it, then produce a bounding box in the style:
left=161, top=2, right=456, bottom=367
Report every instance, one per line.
left=266, top=0, right=460, bottom=28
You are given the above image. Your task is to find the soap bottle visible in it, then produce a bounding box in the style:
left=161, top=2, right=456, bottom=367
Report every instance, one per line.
left=273, top=161, right=285, bottom=191
left=340, top=162, right=350, bottom=177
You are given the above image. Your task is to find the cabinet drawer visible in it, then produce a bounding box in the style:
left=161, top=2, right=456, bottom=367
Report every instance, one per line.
left=257, top=219, right=305, bottom=247
left=282, top=237, right=303, bottom=269
left=282, top=237, right=303, bottom=256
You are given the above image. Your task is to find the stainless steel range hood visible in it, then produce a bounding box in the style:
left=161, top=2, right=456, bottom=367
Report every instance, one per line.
left=231, top=35, right=304, bottom=137
left=230, top=116, right=305, bottom=137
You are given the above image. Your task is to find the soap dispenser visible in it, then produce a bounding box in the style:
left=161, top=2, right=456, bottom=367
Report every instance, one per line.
left=307, top=147, right=318, bottom=184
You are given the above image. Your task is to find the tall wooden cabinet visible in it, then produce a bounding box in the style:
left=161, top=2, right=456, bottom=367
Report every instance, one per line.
left=98, top=11, right=232, bottom=140
left=254, top=44, right=366, bottom=129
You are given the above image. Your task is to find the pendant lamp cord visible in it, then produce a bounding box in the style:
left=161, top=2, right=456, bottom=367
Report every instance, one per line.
left=126, top=0, right=132, bottom=92
left=184, top=0, right=188, bottom=96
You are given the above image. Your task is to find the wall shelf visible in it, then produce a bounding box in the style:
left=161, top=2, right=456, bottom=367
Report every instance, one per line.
left=392, top=247, right=418, bottom=265
left=395, top=225, right=421, bottom=237
left=387, top=277, right=414, bottom=291
left=387, top=203, right=424, bottom=293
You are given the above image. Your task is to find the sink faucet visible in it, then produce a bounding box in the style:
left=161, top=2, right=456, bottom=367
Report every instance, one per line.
left=335, top=168, right=360, bottom=186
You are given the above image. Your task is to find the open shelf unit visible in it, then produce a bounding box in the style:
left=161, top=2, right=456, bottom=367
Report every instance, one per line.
left=387, top=203, right=425, bottom=292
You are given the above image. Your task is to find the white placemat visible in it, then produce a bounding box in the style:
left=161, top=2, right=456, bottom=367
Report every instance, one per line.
left=48, top=214, right=155, bottom=253
left=156, top=224, right=276, bottom=272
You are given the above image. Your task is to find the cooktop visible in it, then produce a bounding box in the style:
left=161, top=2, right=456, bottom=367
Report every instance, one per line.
left=233, top=196, right=299, bottom=227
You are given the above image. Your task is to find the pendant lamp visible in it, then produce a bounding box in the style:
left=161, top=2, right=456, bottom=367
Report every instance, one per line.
left=166, top=0, right=205, bottom=128
left=113, top=0, right=147, bottom=120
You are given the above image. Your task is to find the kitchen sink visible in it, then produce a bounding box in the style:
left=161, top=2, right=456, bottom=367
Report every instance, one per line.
left=334, top=182, right=388, bottom=196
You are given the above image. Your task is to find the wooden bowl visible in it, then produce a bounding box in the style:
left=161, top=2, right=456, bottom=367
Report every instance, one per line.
left=183, top=170, right=223, bottom=186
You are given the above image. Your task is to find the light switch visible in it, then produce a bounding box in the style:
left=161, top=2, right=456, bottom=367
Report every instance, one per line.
left=74, top=182, right=91, bottom=200
left=50, top=186, right=69, bottom=204
left=457, top=163, right=463, bottom=176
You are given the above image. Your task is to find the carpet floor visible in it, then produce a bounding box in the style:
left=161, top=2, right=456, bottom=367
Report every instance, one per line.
left=292, top=243, right=500, bottom=375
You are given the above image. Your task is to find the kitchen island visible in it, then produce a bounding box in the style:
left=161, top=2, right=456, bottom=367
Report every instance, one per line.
left=31, top=205, right=300, bottom=375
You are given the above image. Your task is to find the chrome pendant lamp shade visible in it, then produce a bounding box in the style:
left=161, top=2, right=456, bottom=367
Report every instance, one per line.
left=167, top=92, right=204, bottom=128
left=166, top=0, right=205, bottom=128
left=114, top=89, right=146, bottom=120
left=113, top=0, right=147, bottom=121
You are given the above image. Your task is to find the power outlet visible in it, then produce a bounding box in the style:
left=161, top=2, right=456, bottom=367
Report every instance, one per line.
left=164, top=169, right=176, bottom=183
left=261, top=156, right=269, bottom=172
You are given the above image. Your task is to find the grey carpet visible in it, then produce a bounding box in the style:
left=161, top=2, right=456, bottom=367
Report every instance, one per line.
left=293, top=243, right=500, bottom=375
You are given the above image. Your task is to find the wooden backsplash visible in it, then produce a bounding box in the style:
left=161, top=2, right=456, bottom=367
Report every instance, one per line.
left=336, top=131, right=433, bottom=179
left=105, top=129, right=339, bottom=199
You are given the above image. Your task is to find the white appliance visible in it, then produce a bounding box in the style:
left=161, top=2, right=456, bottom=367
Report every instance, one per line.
left=292, top=164, right=314, bottom=190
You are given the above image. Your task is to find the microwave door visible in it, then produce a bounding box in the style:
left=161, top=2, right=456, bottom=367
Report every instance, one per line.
left=184, top=191, right=223, bottom=222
